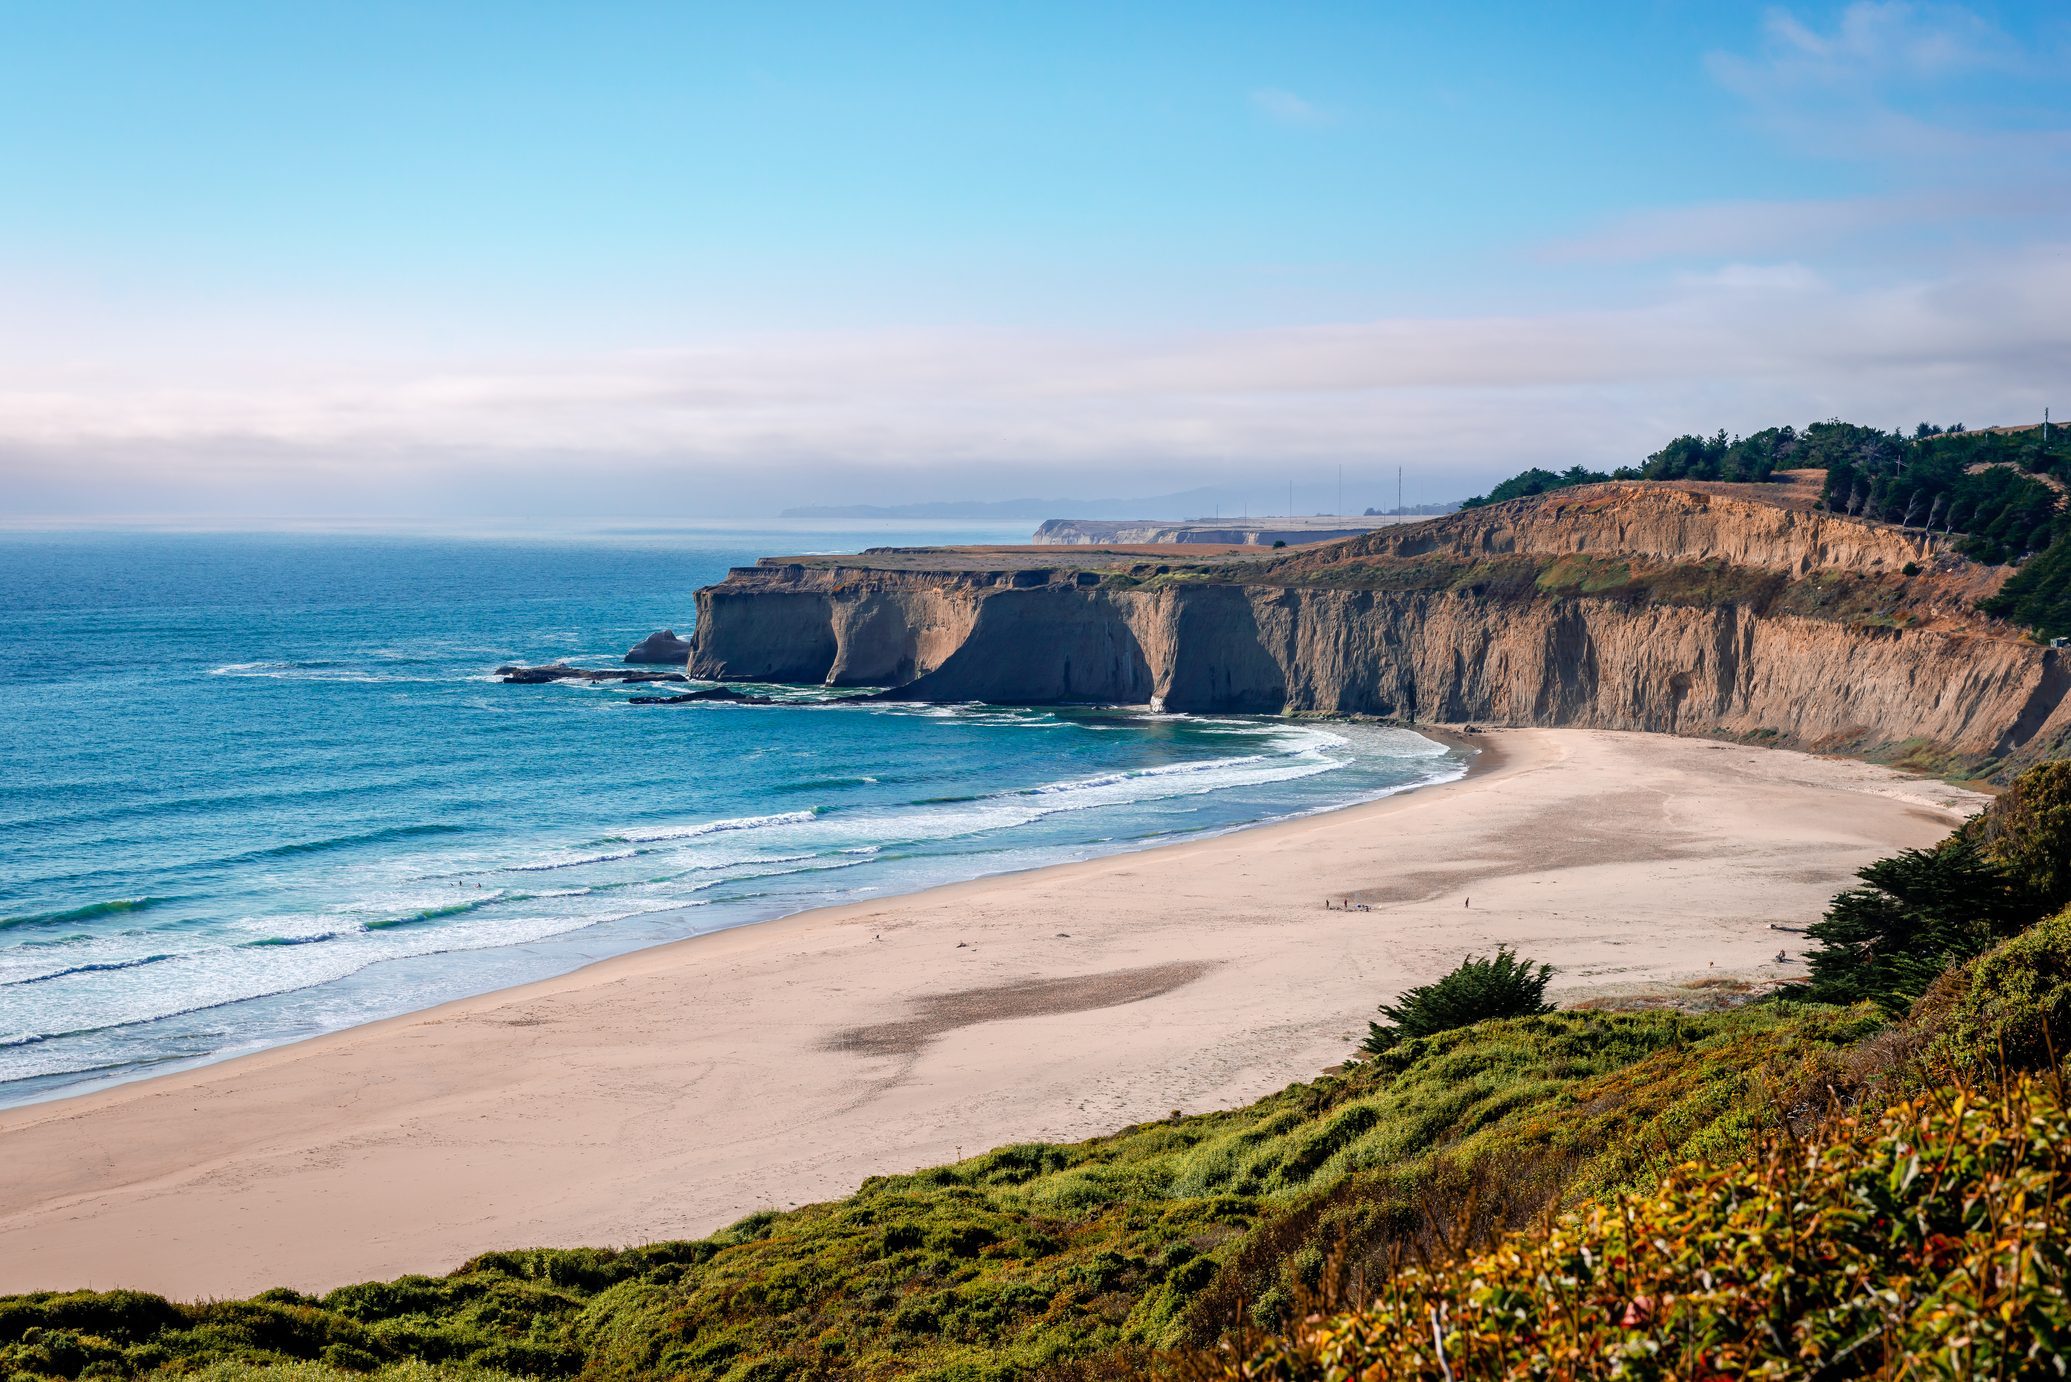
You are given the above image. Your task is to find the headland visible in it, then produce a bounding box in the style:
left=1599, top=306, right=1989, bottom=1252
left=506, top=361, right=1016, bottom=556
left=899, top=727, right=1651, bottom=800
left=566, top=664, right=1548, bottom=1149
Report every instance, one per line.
left=689, top=480, right=2062, bottom=776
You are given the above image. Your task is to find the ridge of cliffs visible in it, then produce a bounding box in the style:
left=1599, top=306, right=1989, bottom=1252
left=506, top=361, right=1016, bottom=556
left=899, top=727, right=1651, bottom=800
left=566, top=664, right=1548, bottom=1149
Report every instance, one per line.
left=688, top=484, right=2070, bottom=776
left=1280, top=482, right=1949, bottom=577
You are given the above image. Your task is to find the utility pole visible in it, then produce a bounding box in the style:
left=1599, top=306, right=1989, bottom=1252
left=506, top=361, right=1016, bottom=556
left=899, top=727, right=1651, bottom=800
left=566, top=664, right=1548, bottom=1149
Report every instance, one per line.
left=1398, top=465, right=1403, bottom=516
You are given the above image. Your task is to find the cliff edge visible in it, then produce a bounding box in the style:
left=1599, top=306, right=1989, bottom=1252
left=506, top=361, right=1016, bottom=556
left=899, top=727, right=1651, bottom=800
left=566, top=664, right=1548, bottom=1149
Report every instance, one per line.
left=689, top=484, right=2067, bottom=775
left=1032, top=516, right=1418, bottom=546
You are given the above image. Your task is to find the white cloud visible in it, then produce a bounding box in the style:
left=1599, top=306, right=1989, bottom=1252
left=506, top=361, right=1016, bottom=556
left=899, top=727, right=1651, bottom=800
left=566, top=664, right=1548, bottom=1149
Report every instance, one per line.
left=4, top=243, right=2069, bottom=517
left=1248, top=87, right=1331, bottom=127
left=1705, top=2, right=2066, bottom=166
left=1543, top=195, right=1902, bottom=262
left=1670, top=262, right=1826, bottom=293
left=1544, top=186, right=2071, bottom=263
left=1538, top=7, right=2071, bottom=272
left=1726, top=1, right=2016, bottom=86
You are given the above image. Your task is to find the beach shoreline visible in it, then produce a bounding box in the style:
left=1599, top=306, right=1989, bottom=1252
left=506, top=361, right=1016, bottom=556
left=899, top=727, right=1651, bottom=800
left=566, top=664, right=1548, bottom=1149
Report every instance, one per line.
left=0, top=728, right=1983, bottom=1298
left=0, top=716, right=1468, bottom=1117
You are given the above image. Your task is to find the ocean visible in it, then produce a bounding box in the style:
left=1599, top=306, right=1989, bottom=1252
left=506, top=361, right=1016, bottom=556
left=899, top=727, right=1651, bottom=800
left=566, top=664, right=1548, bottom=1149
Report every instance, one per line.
left=0, top=526, right=1464, bottom=1108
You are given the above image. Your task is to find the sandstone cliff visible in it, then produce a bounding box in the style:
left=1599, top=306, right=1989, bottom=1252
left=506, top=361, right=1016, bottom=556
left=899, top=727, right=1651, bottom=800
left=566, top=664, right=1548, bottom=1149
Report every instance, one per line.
left=1306, top=484, right=1948, bottom=578
left=689, top=485, right=2070, bottom=774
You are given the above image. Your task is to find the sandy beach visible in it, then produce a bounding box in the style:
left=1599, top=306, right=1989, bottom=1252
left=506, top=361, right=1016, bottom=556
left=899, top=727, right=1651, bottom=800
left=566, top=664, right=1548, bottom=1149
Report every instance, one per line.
left=0, top=728, right=1983, bottom=1299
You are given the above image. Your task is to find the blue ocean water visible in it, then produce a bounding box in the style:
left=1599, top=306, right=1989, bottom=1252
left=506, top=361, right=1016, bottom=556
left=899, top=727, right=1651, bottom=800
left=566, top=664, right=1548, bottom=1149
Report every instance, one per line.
left=0, top=527, right=1463, bottom=1108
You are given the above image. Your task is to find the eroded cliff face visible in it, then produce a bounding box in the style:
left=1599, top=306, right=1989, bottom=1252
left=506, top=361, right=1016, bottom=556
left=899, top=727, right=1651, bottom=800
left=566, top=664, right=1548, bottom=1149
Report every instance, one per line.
left=688, top=487, right=2071, bottom=770
left=1310, top=483, right=1941, bottom=577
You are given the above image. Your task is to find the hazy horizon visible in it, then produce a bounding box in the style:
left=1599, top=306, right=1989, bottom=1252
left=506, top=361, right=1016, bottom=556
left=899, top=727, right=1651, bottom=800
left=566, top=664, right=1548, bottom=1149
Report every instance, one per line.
left=6, top=1, right=2071, bottom=525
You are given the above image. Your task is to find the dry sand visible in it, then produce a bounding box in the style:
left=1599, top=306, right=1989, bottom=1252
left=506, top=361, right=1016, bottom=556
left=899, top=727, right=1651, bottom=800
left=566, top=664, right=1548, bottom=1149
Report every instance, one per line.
left=0, top=728, right=1983, bottom=1299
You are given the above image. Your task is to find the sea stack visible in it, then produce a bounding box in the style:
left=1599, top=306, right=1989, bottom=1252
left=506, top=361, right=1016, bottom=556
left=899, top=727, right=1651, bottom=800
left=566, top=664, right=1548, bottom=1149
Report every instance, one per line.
left=624, top=628, right=696, bottom=665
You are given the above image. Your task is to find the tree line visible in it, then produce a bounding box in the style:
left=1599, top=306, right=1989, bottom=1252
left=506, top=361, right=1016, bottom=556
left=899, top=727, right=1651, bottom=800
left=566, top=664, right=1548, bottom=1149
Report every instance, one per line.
left=1461, top=418, right=2071, bottom=635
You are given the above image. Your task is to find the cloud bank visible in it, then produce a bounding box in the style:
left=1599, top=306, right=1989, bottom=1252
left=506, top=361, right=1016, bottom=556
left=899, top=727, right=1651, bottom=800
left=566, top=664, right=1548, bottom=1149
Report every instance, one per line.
left=6, top=240, right=2068, bottom=519
left=4, top=2, right=2069, bottom=521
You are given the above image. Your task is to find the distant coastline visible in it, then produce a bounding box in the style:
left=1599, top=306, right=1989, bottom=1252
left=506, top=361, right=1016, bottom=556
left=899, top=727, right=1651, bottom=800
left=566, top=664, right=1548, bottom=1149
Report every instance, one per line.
left=780, top=486, right=1243, bottom=520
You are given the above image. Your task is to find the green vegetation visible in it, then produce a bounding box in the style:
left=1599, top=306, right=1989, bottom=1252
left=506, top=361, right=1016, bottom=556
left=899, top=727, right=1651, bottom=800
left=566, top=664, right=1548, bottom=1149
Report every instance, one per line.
left=0, top=1005, right=1888, bottom=1382
left=1792, top=758, right=2071, bottom=1014
left=1455, top=412, right=2071, bottom=635
left=1460, top=465, right=1610, bottom=508
left=1793, top=839, right=2037, bottom=1013
left=13, top=768, right=2071, bottom=1382
left=1190, top=756, right=2071, bottom=1380
left=1209, top=1068, right=2071, bottom=1380
left=1637, top=422, right=1815, bottom=483
left=1361, top=947, right=1552, bottom=1053
left=1805, top=421, right=2071, bottom=577
left=1824, top=436, right=2061, bottom=564
left=1458, top=419, right=1862, bottom=507
left=1979, top=532, right=2071, bottom=637
left=1926, top=910, right=2071, bottom=1072
left=1960, top=758, right=2071, bottom=907
left=1464, top=417, right=2071, bottom=589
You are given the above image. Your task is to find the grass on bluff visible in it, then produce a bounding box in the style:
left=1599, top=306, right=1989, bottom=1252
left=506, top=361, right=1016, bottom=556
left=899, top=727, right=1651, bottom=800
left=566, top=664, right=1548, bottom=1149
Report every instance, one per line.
left=1199, top=1064, right=2071, bottom=1380
left=0, top=1004, right=1886, bottom=1382
left=1153, top=760, right=2071, bottom=1380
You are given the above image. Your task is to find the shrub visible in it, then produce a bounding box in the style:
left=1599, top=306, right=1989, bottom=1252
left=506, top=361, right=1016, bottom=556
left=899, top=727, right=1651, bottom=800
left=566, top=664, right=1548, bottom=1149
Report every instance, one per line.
left=1797, top=839, right=2036, bottom=1012
left=1460, top=466, right=1610, bottom=509
left=1207, top=1071, right=2071, bottom=1380
left=1981, top=530, right=2071, bottom=635
left=1931, top=909, right=2071, bottom=1070
left=1360, top=948, right=1553, bottom=1054
left=1963, top=758, right=2071, bottom=911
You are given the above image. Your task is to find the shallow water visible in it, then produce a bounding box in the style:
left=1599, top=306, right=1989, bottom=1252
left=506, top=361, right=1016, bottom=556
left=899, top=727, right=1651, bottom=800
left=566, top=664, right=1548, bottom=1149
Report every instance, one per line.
left=0, top=526, right=1464, bottom=1106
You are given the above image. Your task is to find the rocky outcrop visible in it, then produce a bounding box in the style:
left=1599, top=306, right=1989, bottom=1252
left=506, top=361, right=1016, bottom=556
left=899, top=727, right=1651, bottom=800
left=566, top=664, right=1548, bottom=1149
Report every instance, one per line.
left=686, top=485, right=2071, bottom=771
left=627, top=687, right=785, bottom=706
left=497, top=665, right=688, bottom=685
left=624, top=629, right=697, bottom=664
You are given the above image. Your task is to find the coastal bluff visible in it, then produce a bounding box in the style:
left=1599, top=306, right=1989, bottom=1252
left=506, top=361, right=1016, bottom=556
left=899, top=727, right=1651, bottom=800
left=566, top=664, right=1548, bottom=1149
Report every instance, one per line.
left=1032, top=516, right=1415, bottom=546
left=690, top=484, right=2071, bottom=771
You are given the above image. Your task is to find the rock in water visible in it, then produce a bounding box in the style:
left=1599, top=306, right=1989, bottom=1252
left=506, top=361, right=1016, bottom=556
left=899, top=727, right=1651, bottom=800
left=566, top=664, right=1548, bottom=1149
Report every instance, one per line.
left=627, top=687, right=783, bottom=706
left=625, top=629, right=696, bottom=665
left=496, top=664, right=688, bottom=685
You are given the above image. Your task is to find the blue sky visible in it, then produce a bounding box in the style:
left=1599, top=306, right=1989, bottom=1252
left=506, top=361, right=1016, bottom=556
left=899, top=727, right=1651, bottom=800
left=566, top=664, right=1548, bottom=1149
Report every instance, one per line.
left=5, top=1, right=2071, bottom=519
